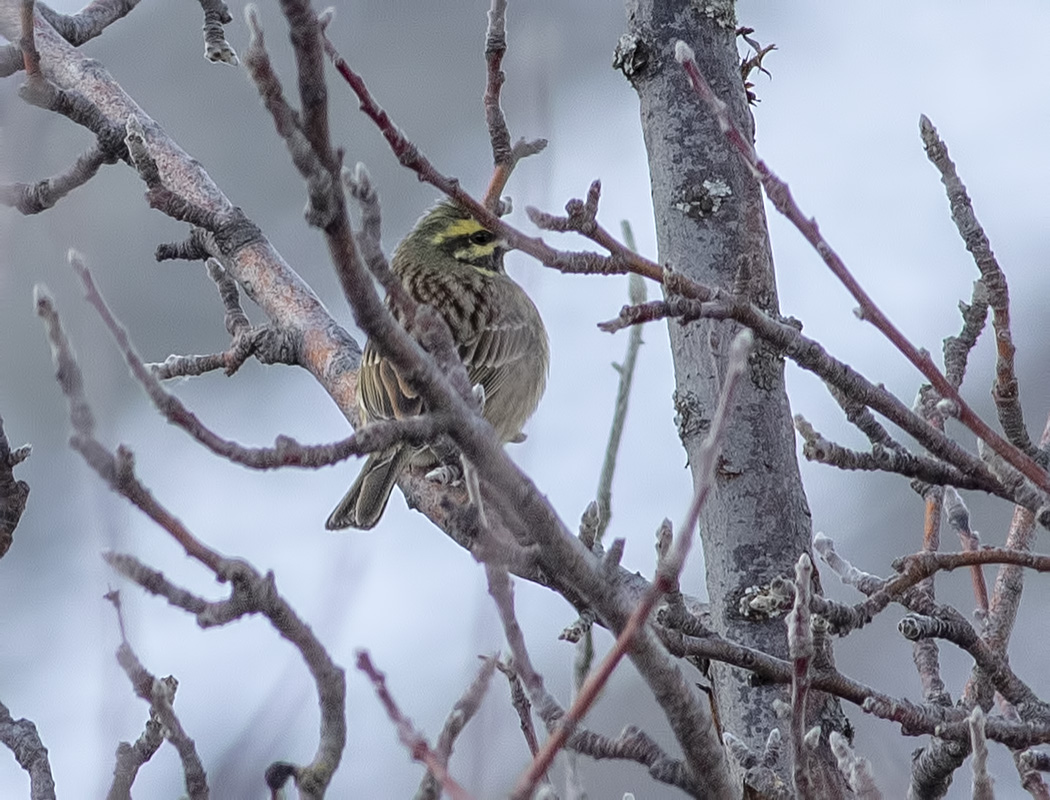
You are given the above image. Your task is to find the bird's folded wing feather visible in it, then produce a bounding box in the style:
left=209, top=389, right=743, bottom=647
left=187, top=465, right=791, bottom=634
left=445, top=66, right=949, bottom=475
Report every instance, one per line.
left=461, top=316, right=536, bottom=401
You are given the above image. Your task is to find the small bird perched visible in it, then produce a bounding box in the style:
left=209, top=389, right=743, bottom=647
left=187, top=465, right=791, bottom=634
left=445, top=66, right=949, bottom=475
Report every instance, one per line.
left=325, top=199, right=549, bottom=530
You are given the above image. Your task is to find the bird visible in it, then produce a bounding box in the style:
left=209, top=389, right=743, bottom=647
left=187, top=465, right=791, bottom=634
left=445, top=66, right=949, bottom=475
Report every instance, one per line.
left=325, top=199, right=549, bottom=530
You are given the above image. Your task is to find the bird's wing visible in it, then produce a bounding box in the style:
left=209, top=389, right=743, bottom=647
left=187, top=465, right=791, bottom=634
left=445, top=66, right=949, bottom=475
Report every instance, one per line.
left=357, top=340, right=423, bottom=423
left=460, top=307, right=539, bottom=401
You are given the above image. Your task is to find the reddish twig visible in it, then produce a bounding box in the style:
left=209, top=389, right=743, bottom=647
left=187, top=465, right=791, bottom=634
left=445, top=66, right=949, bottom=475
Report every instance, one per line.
left=321, top=33, right=652, bottom=283
left=674, top=39, right=1050, bottom=498
left=510, top=331, right=751, bottom=800
left=356, top=651, right=473, bottom=800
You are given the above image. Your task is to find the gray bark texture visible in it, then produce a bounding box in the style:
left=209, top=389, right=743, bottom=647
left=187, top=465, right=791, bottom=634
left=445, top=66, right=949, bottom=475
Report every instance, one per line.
left=623, top=1, right=852, bottom=794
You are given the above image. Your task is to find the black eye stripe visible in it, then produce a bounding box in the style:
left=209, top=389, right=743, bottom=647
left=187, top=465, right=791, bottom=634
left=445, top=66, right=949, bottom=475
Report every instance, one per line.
left=442, top=232, right=497, bottom=255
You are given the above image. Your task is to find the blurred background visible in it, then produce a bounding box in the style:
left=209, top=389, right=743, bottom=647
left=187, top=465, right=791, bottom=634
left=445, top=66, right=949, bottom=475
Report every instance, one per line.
left=1, top=1, right=1049, bottom=797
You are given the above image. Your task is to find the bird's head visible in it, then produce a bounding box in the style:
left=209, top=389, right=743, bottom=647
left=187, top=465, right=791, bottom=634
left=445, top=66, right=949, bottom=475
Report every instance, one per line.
left=404, top=200, right=507, bottom=274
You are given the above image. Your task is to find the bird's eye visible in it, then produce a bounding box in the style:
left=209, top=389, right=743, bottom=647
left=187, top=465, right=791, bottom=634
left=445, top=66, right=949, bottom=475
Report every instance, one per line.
left=469, top=230, right=496, bottom=246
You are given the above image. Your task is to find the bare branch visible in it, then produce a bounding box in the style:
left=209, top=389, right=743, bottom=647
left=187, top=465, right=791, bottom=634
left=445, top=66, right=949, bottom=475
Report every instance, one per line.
left=0, top=143, right=110, bottom=213
left=107, top=710, right=164, bottom=800
left=2, top=6, right=128, bottom=214
left=319, top=24, right=1050, bottom=536
left=414, top=656, right=497, bottom=800
left=356, top=651, right=473, bottom=800
left=512, top=332, right=752, bottom=800
left=598, top=295, right=706, bottom=333
left=105, top=591, right=208, bottom=800
left=489, top=586, right=701, bottom=796
left=721, top=730, right=790, bottom=799
left=36, top=0, right=144, bottom=47
left=495, top=660, right=542, bottom=760
left=41, top=279, right=346, bottom=795
left=812, top=534, right=885, bottom=595
left=480, top=0, right=546, bottom=209
left=1018, top=749, right=1050, bottom=799
left=106, top=548, right=346, bottom=797
left=942, top=488, right=989, bottom=615
left=943, top=279, right=989, bottom=390
left=675, top=39, right=1050, bottom=499
left=793, top=414, right=994, bottom=492
left=921, top=115, right=1038, bottom=467
left=595, top=261, right=647, bottom=543
left=910, top=423, right=950, bottom=716
left=75, top=243, right=453, bottom=467
left=244, top=6, right=337, bottom=229
left=0, top=412, right=30, bottom=560
left=146, top=258, right=301, bottom=378
left=0, top=699, right=55, bottom=800
left=898, top=609, right=1049, bottom=720
left=983, top=415, right=1050, bottom=660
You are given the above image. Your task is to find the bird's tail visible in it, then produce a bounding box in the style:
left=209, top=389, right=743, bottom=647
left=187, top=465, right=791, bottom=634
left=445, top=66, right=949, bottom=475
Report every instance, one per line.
left=325, top=446, right=413, bottom=530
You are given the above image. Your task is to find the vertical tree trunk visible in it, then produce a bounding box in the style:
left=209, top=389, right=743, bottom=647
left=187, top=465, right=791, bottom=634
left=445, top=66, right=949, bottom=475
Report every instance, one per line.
left=622, top=1, right=851, bottom=793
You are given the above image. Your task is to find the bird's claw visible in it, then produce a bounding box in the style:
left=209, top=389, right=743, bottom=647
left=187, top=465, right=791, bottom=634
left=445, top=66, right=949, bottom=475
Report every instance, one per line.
left=425, top=464, right=463, bottom=486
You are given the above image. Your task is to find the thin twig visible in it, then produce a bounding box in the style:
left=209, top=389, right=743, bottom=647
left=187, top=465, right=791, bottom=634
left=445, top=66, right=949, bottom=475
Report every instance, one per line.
left=489, top=577, right=702, bottom=795
left=479, top=0, right=546, bottom=209
left=72, top=250, right=451, bottom=469
left=105, top=591, right=208, bottom=800
left=828, top=731, right=882, bottom=799
left=910, top=397, right=948, bottom=711
left=511, top=331, right=752, bottom=800
left=921, top=115, right=1037, bottom=465
left=495, top=660, right=542, bottom=759
left=198, top=0, right=236, bottom=64
left=595, top=240, right=647, bottom=543
left=41, top=280, right=346, bottom=797
left=942, top=488, right=989, bottom=615
left=793, top=414, right=995, bottom=492
left=898, top=610, right=1048, bottom=719
left=356, top=651, right=473, bottom=800
left=983, top=415, right=1050, bottom=657
left=415, top=657, right=497, bottom=800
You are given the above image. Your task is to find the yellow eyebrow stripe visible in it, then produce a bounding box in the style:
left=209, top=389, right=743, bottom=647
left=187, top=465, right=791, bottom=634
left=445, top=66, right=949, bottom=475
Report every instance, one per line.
left=432, top=217, right=485, bottom=244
